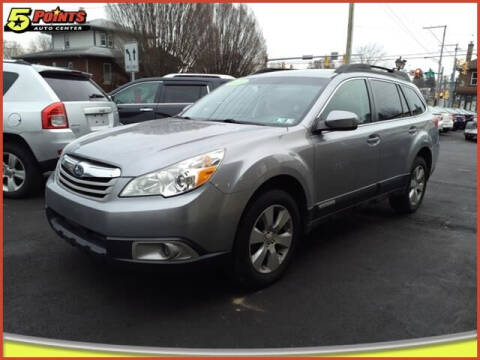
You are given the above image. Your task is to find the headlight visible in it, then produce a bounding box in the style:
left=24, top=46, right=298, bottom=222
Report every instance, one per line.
left=120, top=149, right=224, bottom=197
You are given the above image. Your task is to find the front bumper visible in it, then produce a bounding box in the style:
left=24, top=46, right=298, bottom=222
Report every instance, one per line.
left=45, top=174, right=248, bottom=263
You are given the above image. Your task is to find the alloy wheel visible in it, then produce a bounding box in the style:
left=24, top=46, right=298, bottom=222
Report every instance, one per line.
left=409, top=165, right=426, bottom=207
left=249, top=205, right=293, bottom=274
left=3, top=152, right=26, bottom=193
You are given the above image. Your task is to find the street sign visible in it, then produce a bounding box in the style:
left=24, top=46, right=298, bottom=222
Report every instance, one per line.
left=124, top=42, right=139, bottom=73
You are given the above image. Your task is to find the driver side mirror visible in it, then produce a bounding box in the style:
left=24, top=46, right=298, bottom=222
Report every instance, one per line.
left=314, top=110, right=359, bottom=133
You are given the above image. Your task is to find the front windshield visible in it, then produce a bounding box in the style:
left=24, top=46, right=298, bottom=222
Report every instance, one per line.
left=182, top=76, right=328, bottom=126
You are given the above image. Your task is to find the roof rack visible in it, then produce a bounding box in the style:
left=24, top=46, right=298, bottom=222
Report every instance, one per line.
left=163, top=73, right=235, bottom=80
left=334, top=63, right=411, bottom=82
left=251, top=68, right=295, bottom=75
left=3, top=59, right=31, bottom=65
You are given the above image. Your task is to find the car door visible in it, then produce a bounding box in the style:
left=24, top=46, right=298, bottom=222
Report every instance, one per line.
left=111, top=81, right=162, bottom=124
left=155, top=81, right=209, bottom=118
left=368, top=80, right=422, bottom=192
left=312, top=78, right=380, bottom=213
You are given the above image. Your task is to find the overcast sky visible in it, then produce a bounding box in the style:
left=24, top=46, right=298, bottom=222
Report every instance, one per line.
left=3, top=2, right=477, bottom=75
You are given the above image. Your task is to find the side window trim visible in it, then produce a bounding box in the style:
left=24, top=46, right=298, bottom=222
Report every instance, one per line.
left=316, top=77, right=372, bottom=124
left=397, top=84, right=412, bottom=117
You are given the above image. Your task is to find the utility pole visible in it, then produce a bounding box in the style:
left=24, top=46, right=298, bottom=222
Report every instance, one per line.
left=345, top=3, right=355, bottom=65
left=444, top=43, right=459, bottom=107
left=423, top=25, right=447, bottom=105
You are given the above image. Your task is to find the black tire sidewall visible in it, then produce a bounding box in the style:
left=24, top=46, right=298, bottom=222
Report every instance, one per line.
left=233, top=189, right=301, bottom=289
left=3, top=142, right=42, bottom=198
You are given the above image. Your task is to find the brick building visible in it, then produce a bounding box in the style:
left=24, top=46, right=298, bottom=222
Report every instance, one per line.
left=16, top=19, right=134, bottom=92
left=455, top=42, right=477, bottom=111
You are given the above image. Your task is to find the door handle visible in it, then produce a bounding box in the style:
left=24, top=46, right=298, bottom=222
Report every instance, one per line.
left=367, top=134, right=381, bottom=146
left=139, top=108, right=154, bottom=112
left=408, top=126, right=417, bottom=135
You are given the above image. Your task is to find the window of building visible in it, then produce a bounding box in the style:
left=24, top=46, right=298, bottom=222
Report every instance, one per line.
left=67, top=62, right=73, bottom=70
left=64, top=34, right=70, bottom=49
left=370, top=80, right=404, bottom=121
left=322, top=79, right=371, bottom=124
left=52, top=62, right=57, bottom=67
left=107, top=34, right=113, bottom=48
left=471, top=72, right=477, bottom=86
left=100, top=32, right=107, bottom=47
left=103, top=63, right=112, bottom=85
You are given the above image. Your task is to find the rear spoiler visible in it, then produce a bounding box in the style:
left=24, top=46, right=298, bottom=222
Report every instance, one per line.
left=39, top=69, right=92, bottom=79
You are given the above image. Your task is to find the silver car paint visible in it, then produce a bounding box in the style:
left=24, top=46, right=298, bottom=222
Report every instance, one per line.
left=46, top=70, right=439, bottom=256
left=3, top=62, right=119, bottom=164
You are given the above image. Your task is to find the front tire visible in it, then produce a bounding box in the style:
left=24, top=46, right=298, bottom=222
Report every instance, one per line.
left=389, top=157, right=428, bottom=214
left=3, top=142, right=43, bottom=198
left=232, top=189, right=301, bottom=289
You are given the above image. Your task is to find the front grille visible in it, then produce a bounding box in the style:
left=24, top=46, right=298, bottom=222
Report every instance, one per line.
left=57, top=155, right=120, bottom=199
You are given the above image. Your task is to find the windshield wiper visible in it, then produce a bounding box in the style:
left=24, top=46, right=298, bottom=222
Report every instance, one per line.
left=173, top=115, right=192, bottom=120
left=89, top=94, right=105, bottom=99
left=209, top=118, right=266, bottom=126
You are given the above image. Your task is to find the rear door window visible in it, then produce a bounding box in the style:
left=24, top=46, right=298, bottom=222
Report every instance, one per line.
left=322, top=79, right=371, bottom=124
left=161, top=84, right=208, bottom=103
left=113, top=82, right=160, bottom=104
left=370, top=80, right=404, bottom=121
left=3, top=71, right=19, bottom=95
left=42, top=73, right=107, bottom=102
left=402, top=86, right=426, bottom=116
left=397, top=85, right=411, bottom=117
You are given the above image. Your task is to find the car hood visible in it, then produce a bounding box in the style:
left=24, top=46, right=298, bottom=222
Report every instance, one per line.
left=65, top=118, right=282, bottom=176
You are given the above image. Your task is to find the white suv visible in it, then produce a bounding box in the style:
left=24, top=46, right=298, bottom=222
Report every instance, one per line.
left=3, top=60, right=119, bottom=198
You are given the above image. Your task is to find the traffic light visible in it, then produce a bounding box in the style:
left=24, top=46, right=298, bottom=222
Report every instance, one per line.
left=324, top=56, right=330, bottom=68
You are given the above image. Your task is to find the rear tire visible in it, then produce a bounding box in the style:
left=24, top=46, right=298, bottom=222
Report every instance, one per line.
left=389, top=157, right=428, bottom=214
left=3, top=142, right=43, bottom=198
left=232, top=189, right=301, bottom=289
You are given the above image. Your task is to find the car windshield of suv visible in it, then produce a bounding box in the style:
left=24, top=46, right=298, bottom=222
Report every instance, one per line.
left=181, top=76, right=328, bottom=126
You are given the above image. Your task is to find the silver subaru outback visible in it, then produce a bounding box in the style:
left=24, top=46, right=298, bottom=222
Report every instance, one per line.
left=45, top=64, right=439, bottom=288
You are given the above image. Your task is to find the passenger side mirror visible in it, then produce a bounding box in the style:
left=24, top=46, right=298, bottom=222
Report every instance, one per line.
left=314, top=110, right=359, bottom=132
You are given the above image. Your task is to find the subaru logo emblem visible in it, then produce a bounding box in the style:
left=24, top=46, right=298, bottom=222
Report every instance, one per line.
left=73, top=164, right=84, bottom=177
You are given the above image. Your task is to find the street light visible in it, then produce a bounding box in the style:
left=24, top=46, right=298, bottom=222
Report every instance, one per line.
left=395, top=56, right=407, bottom=71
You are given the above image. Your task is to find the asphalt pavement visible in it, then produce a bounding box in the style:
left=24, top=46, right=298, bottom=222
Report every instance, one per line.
left=4, top=130, right=477, bottom=348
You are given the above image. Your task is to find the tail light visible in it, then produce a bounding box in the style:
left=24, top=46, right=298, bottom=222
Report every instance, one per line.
left=42, top=102, right=69, bottom=129
left=432, top=115, right=440, bottom=128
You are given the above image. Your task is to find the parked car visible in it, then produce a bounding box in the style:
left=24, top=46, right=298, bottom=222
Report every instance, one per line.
left=109, top=73, right=234, bottom=124
left=45, top=64, right=439, bottom=288
left=430, top=106, right=453, bottom=132
left=464, top=120, right=477, bottom=141
left=443, top=108, right=467, bottom=130
left=3, top=60, right=119, bottom=198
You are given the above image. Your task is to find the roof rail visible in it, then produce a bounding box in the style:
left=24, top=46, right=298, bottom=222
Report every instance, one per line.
left=251, top=68, right=295, bottom=75
left=335, top=63, right=411, bottom=82
left=3, top=59, right=31, bottom=65
left=163, top=73, right=235, bottom=80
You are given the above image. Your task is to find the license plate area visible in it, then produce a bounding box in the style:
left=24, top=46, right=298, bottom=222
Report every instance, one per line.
left=87, top=113, right=110, bottom=131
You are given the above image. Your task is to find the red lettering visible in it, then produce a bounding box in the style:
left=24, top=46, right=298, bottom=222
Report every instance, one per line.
left=32, top=10, right=45, bottom=23
left=75, top=11, right=86, bottom=23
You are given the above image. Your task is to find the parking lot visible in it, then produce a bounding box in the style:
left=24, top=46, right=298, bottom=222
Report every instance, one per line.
left=4, top=130, right=476, bottom=348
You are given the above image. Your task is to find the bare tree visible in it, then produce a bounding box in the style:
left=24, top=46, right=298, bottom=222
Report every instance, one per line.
left=106, top=3, right=212, bottom=76
left=193, top=4, right=267, bottom=77
left=3, top=40, right=25, bottom=59
left=355, top=43, right=386, bottom=65
left=28, top=34, right=52, bottom=53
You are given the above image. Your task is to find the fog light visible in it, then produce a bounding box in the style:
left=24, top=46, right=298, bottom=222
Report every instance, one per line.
left=132, top=241, right=199, bottom=261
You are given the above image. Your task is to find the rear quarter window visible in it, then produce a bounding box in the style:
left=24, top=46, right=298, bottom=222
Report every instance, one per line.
left=402, top=86, right=426, bottom=116
left=370, top=80, right=404, bottom=121
left=3, top=71, right=19, bottom=95
left=42, top=73, right=107, bottom=102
